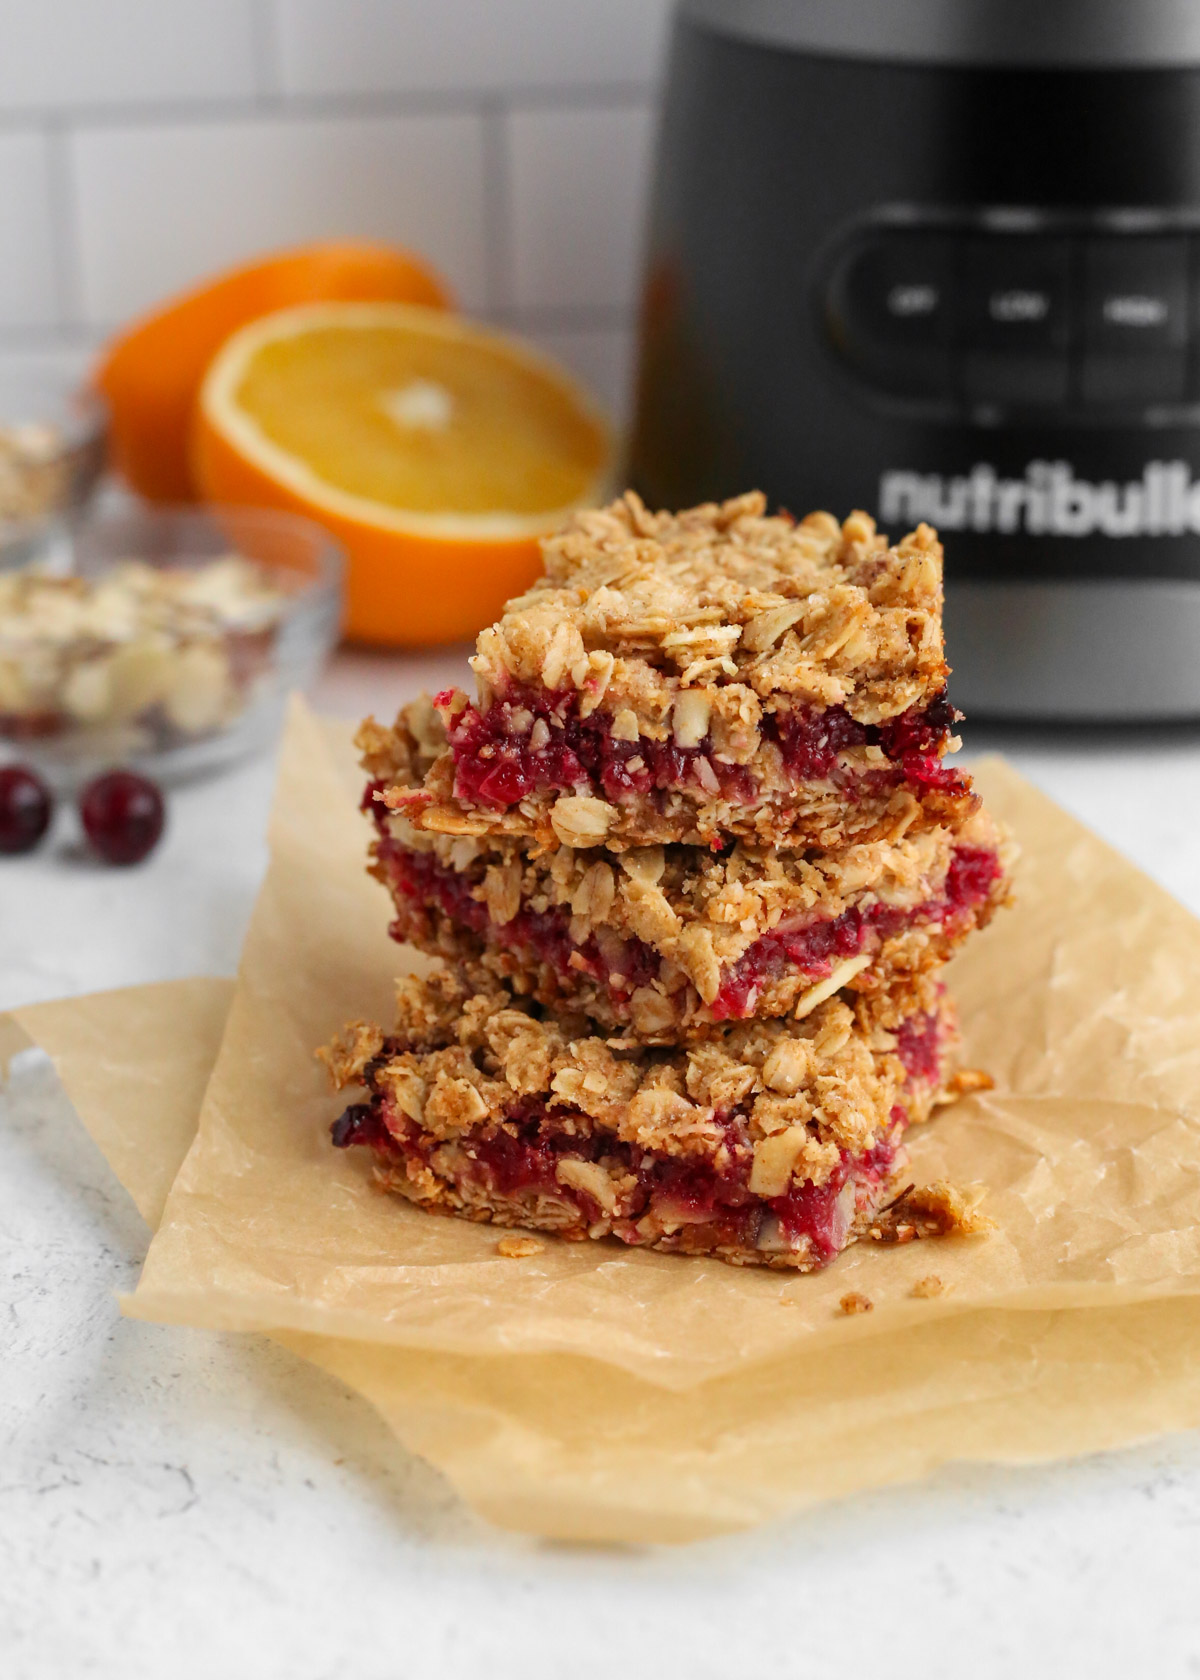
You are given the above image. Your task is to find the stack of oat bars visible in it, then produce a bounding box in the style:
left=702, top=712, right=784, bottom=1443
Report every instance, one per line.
left=323, top=492, right=1011, bottom=1273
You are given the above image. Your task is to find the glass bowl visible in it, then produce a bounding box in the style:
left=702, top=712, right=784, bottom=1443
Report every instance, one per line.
left=0, top=359, right=108, bottom=568
left=0, top=504, right=344, bottom=786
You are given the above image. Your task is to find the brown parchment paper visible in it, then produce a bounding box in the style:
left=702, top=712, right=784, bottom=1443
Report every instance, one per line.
left=10, top=978, right=233, bottom=1226
left=110, top=697, right=1200, bottom=1389
left=10, top=973, right=1200, bottom=1542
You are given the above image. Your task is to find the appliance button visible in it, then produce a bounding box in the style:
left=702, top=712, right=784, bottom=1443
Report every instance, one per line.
left=1079, top=236, right=1187, bottom=405
left=962, top=236, right=1071, bottom=350
left=1083, top=237, right=1187, bottom=348
left=961, top=236, right=1071, bottom=407
left=824, top=232, right=956, bottom=399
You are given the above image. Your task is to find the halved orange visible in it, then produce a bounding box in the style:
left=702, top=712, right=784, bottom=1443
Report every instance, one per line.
left=94, top=242, right=450, bottom=502
left=191, top=302, right=615, bottom=646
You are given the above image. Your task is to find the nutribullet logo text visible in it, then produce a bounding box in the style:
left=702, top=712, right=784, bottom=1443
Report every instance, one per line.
left=879, top=460, right=1200, bottom=537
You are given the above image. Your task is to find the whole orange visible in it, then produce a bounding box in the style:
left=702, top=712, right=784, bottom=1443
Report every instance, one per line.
left=94, top=242, right=450, bottom=502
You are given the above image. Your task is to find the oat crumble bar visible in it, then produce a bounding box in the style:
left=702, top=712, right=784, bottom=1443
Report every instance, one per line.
left=368, top=790, right=1010, bottom=1040
left=378, top=491, right=977, bottom=852
left=320, top=966, right=970, bottom=1272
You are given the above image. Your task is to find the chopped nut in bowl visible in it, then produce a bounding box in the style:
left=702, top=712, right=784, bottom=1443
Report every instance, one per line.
left=0, top=359, right=107, bottom=566
left=0, top=504, right=342, bottom=785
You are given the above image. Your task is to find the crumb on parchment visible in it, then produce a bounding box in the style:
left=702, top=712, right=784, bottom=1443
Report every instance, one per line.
left=868, top=1178, right=995, bottom=1244
left=497, top=1234, right=545, bottom=1259
left=838, top=1291, right=873, bottom=1316
left=937, top=1066, right=995, bottom=1104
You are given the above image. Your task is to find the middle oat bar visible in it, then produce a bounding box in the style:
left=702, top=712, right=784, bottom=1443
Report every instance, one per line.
left=361, top=708, right=1009, bottom=1044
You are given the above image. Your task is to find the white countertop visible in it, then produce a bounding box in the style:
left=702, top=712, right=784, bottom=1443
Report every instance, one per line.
left=5, top=649, right=1200, bottom=1679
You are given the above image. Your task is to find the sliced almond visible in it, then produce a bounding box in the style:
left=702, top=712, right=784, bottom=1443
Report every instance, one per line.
left=106, top=636, right=174, bottom=721
left=671, top=687, right=711, bottom=748
left=163, top=643, right=231, bottom=733
left=793, top=952, right=872, bottom=1020
left=749, top=1128, right=811, bottom=1198
left=550, top=794, right=616, bottom=848
left=556, top=1156, right=617, bottom=1214
left=740, top=601, right=803, bottom=653
left=62, top=658, right=113, bottom=723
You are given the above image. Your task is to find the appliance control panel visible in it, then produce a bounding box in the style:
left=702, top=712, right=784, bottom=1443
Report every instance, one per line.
left=822, top=212, right=1200, bottom=422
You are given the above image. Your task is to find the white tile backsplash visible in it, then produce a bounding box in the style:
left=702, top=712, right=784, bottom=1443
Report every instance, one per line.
left=523, top=324, right=636, bottom=428
left=0, top=0, right=258, bottom=110
left=273, top=0, right=671, bottom=97
left=71, top=113, right=490, bottom=326
left=0, top=2, right=666, bottom=422
left=0, top=134, right=58, bottom=327
left=507, top=104, right=654, bottom=312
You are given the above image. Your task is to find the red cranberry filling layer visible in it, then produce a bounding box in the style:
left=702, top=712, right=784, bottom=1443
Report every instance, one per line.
left=771, top=1131, right=900, bottom=1252
left=379, top=836, right=659, bottom=995
left=711, top=843, right=1000, bottom=1018
left=436, top=683, right=962, bottom=813
left=764, top=697, right=966, bottom=792
left=332, top=1088, right=914, bottom=1264
left=378, top=829, right=1000, bottom=1023
left=895, top=1010, right=942, bottom=1084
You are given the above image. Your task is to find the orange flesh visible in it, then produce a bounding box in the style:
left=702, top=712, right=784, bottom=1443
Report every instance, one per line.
left=233, top=325, right=608, bottom=517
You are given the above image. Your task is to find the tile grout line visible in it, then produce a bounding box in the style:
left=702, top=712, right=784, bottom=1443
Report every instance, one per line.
left=0, top=82, right=657, bottom=136
left=249, top=0, right=283, bottom=105
left=480, top=97, right=512, bottom=318
left=494, top=303, right=634, bottom=332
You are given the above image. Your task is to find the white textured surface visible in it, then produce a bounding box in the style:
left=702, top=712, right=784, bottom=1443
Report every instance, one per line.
left=5, top=649, right=1200, bottom=1677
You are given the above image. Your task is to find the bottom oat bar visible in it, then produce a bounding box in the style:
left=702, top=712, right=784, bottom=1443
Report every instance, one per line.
left=320, top=967, right=980, bottom=1272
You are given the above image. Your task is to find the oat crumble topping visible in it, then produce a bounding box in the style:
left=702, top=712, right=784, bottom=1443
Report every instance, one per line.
left=473, top=491, right=948, bottom=725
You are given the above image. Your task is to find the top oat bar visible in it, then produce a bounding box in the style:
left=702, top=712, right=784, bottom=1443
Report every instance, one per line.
left=381, top=491, right=977, bottom=852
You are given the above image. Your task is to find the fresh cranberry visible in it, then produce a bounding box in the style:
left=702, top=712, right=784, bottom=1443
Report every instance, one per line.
left=0, top=763, right=53, bottom=854
left=80, top=770, right=165, bottom=865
